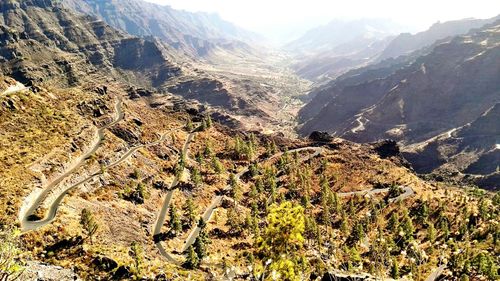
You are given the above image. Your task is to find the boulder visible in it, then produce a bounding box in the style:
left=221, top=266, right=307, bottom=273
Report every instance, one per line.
left=109, top=126, right=140, bottom=144
left=92, top=256, right=118, bottom=272
left=309, top=131, right=333, bottom=142
left=113, top=265, right=132, bottom=280
left=371, top=139, right=400, bottom=159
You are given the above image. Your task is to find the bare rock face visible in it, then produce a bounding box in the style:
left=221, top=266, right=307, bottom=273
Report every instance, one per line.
left=61, top=0, right=262, bottom=58
left=21, top=261, right=81, bottom=281
left=109, top=125, right=140, bottom=145
left=0, top=0, right=182, bottom=87
left=299, top=20, right=500, bottom=188
left=168, top=79, right=233, bottom=109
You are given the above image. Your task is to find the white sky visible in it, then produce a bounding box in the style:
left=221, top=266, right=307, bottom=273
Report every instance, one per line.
left=144, top=0, right=500, bottom=41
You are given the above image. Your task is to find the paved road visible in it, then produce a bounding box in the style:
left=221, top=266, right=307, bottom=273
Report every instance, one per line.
left=20, top=101, right=170, bottom=232
left=20, top=100, right=124, bottom=231
left=338, top=186, right=414, bottom=203
left=22, top=132, right=169, bottom=231
left=153, top=129, right=196, bottom=264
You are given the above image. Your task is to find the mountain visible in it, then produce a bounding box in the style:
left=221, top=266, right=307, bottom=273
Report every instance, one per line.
left=62, top=0, right=264, bottom=58
left=1, top=1, right=499, bottom=280
left=284, top=19, right=407, bottom=82
left=58, top=0, right=310, bottom=136
left=403, top=102, right=500, bottom=189
left=0, top=0, right=307, bottom=135
left=0, top=0, right=182, bottom=87
left=285, top=18, right=405, bottom=54
left=298, top=20, right=500, bottom=188
left=379, top=16, right=500, bottom=60
left=286, top=17, right=500, bottom=82
left=290, top=36, right=395, bottom=82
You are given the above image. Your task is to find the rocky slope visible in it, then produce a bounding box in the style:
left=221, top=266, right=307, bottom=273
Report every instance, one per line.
left=285, top=19, right=405, bottom=82
left=0, top=0, right=304, bottom=135
left=62, top=0, right=264, bottom=60
left=379, top=15, right=500, bottom=61
left=299, top=20, right=500, bottom=189
left=0, top=0, right=183, bottom=87
left=288, top=16, right=499, bottom=82
left=1, top=75, right=498, bottom=280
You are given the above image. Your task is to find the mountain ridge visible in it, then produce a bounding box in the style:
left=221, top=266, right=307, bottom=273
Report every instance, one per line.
left=298, top=19, right=500, bottom=189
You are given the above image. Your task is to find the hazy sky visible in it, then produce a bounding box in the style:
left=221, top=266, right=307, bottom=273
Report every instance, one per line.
left=144, top=0, right=500, bottom=41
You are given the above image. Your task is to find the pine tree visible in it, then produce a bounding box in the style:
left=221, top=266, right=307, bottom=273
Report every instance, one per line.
left=184, top=245, right=199, bottom=269
left=129, top=242, right=143, bottom=276
left=183, top=197, right=196, bottom=227
left=390, top=259, right=400, bottom=279
left=387, top=212, right=399, bottom=233
left=185, top=119, right=193, bottom=131
left=193, top=236, right=206, bottom=261
left=401, top=209, right=415, bottom=242
left=350, top=221, right=365, bottom=244
left=191, top=166, right=203, bottom=188
left=169, top=205, right=182, bottom=235
left=200, top=119, right=207, bottom=131
left=427, top=223, right=436, bottom=243
left=80, top=208, right=99, bottom=244
left=204, top=141, right=213, bottom=158
left=212, top=157, right=225, bottom=174
left=206, top=115, right=213, bottom=128
left=258, top=202, right=305, bottom=281
left=229, top=174, right=242, bottom=203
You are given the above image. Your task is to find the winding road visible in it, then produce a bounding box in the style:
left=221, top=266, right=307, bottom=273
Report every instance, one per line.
left=337, top=185, right=414, bottom=203
left=154, top=134, right=416, bottom=265
left=20, top=101, right=171, bottom=232
left=153, top=129, right=197, bottom=264
left=20, top=100, right=124, bottom=231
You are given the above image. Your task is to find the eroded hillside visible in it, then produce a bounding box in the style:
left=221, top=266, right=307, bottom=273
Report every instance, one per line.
left=0, top=77, right=498, bottom=280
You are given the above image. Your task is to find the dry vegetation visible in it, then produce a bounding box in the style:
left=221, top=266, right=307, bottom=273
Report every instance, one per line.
left=0, top=79, right=498, bottom=280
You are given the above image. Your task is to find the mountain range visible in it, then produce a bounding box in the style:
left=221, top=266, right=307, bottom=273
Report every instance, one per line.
left=298, top=19, right=500, bottom=189
left=0, top=0, right=499, bottom=279
left=62, top=0, right=264, bottom=59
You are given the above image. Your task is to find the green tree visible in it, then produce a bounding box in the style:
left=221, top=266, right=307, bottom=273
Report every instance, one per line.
left=0, top=227, right=24, bottom=281
left=169, top=205, right=182, bottom=235
left=206, top=115, right=213, bottom=128
left=229, top=174, right=242, bottom=203
left=400, top=210, right=415, bottom=242
left=258, top=202, right=306, bottom=281
left=427, top=223, right=436, bottom=243
left=194, top=218, right=210, bottom=262
left=390, top=258, right=400, bottom=279
left=350, top=221, right=365, bottom=244
left=185, top=119, right=193, bottom=131
left=129, top=242, right=143, bottom=277
left=80, top=208, right=99, bottom=244
left=191, top=166, right=203, bottom=188
left=184, top=245, right=199, bottom=269
left=226, top=206, right=244, bottom=235
left=387, top=212, right=399, bottom=233
left=212, top=157, right=225, bottom=174
left=183, top=197, right=197, bottom=227
left=204, top=141, right=213, bottom=158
